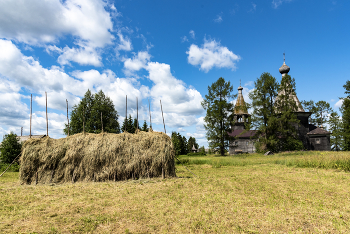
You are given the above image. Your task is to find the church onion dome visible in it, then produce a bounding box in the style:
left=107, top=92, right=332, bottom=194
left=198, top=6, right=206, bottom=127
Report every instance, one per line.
left=279, top=62, right=290, bottom=74
left=234, top=85, right=248, bottom=114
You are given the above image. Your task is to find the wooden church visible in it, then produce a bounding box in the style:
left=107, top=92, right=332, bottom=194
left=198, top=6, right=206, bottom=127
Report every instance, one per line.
left=228, top=57, right=331, bottom=154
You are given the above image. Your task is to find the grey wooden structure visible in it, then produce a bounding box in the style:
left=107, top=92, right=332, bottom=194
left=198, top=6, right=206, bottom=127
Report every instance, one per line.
left=228, top=56, right=331, bottom=154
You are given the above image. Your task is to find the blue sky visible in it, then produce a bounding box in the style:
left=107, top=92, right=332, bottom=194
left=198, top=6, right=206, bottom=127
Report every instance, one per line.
left=0, top=0, right=349, bottom=147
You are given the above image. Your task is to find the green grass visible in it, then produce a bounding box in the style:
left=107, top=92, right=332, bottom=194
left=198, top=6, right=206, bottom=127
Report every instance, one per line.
left=1, top=151, right=350, bottom=233
left=177, top=151, right=350, bottom=171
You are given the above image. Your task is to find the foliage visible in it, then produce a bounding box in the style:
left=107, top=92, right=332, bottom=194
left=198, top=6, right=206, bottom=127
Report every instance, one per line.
left=186, top=152, right=206, bottom=156
left=202, top=77, right=236, bottom=156
left=274, top=74, right=303, bottom=151
left=171, top=132, right=188, bottom=155
left=301, top=100, right=333, bottom=128
left=0, top=132, right=22, bottom=164
left=328, top=112, right=343, bottom=151
left=64, top=90, right=120, bottom=135
left=121, top=115, right=141, bottom=133
left=341, top=80, right=350, bottom=151
left=249, top=72, right=279, bottom=152
left=187, top=136, right=198, bottom=153
left=141, top=120, right=149, bottom=132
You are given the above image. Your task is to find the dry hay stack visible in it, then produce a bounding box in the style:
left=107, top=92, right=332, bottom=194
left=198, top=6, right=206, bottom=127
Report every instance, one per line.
left=19, top=131, right=176, bottom=184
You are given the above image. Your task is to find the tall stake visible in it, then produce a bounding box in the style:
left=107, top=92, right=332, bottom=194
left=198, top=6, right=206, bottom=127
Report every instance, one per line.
left=160, top=99, right=166, bottom=134
left=83, top=106, right=85, bottom=135
left=66, top=99, right=69, bottom=136
left=136, top=97, right=138, bottom=131
left=125, top=95, right=127, bottom=132
left=149, top=99, right=152, bottom=130
left=45, top=91, right=48, bottom=137
left=101, top=112, right=103, bottom=132
left=30, top=94, right=32, bottom=138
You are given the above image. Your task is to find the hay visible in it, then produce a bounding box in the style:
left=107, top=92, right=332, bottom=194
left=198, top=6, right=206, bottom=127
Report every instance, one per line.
left=19, top=131, right=176, bottom=184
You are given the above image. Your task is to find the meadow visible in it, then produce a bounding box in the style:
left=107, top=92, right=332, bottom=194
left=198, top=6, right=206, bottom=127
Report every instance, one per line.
left=1, top=151, right=350, bottom=233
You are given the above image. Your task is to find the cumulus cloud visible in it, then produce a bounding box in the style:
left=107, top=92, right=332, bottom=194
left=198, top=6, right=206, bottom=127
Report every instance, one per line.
left=186, top=39, right=241, bottom=72
left=335, top=99, right=343, bottom=108
left=0, top=0, right=114, bottom=47
left=146, top=62, right=203, bottom=116
left=57, top=45, right=102, bottom=66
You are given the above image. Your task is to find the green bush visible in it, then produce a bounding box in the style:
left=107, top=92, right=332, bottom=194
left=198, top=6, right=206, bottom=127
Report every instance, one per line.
left=0, top=132, right=22, bottom=164
left=0, top=162, right=20, bottom=172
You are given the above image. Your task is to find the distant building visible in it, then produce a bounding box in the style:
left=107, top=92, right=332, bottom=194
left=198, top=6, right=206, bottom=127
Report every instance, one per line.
left=228, top=56, right=331, bottom=154
left=228, top=84, right=258, bottom=154
left=191, top=145, right=198, bottom=153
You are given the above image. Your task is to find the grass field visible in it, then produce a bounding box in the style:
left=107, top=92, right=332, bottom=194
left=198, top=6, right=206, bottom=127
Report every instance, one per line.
left=1, top=151, right=350, bottom=233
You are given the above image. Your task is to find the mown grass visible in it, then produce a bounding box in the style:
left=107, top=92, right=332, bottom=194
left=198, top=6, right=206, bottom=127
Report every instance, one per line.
left=178, top=151, right=350, bottom=171
left=1, top=151, right=350, bottom=233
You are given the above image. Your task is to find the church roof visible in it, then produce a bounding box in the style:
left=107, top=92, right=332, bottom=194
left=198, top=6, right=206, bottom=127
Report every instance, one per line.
left=234, top=84, right=249, bottom=115
left=191, top=144, right=197, bottom=150
left=276, top=55, right=305, bottom=113
left=228, top=130, right=258, bottom=138
left=307, top=124, right=331, bottom=135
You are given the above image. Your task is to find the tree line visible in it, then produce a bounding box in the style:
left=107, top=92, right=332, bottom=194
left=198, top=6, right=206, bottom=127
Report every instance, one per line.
left=202, top=73, right=348, bottom=155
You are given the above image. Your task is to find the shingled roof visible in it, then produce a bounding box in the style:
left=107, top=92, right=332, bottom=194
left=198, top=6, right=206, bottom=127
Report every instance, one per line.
left=307, top=124, right=331, bottom=135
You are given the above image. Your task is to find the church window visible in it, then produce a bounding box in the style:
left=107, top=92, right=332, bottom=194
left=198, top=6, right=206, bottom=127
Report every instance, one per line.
left=315, top=138, right=320, bottom=144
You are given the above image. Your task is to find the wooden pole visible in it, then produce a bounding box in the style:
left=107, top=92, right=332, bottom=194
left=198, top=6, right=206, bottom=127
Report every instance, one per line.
left=83, top=106, right=85, bottom=135
left=46, top=91, right=48, bottom=137
left=148, top=99, right=152, bottom=130
left=30, top=94, right=32, bottom=138
left=160, top=100, right=166, bottom=134
left=101, top=112, right=103, bottom=132
left=66, top=99, right=69, bottom=136
left=136, top=97, right=138, bottom=131
left=125, top=95, right=127, bottom=132
left=21, top=127, right=23, bottom=136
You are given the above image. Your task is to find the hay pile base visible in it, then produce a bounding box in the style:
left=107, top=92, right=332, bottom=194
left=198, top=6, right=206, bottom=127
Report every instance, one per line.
left=20, top=131, right=176, bottom=184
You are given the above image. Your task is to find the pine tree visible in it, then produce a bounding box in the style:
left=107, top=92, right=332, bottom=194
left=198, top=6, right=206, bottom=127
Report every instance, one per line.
left=328, top=112, right=343, bottom=151
left=141, top=120, right=148, bottom=132
left=248, top=72, right=279, bottom=152
left=201, top=77, right=236, bottom=156
left=341, top=80, right=350, bottom=150
left=64, top=90, right=120, bottom=135
left=301, top=100, right=333, bottom=128
left=274, top=74, right=303, bottom=151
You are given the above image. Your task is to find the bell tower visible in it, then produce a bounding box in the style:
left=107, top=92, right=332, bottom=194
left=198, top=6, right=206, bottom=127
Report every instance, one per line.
left=233, top=81, right=250, bottom=131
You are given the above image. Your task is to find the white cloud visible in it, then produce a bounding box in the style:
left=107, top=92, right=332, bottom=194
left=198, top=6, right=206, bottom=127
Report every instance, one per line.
left=116, top=32, right=133, bottom=52
left=249, top=3, right=257, bottom=12
left=123, top=51, right=151, bottom=76
left=214, top=14, right=223, bottom=23
left=186, top=39, right=241, bottom=72
left=146, top=62, right=203, bottom=115
left=0, top=0, right=114, bottom=47
left=181, top=36, right=189, bottom=42
left=272, top=0, right=293, bottom=9
left=244, top=81, right=254, bottom=87
left=189, top=30, right=195, bottom=39
left=335, top=99, right=343, bottom=108
left=57, top=45, right=102, bottom=66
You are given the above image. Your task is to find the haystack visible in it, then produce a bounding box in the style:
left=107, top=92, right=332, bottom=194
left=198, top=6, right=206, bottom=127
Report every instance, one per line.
left=19, top=131, right=176, bottom=184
